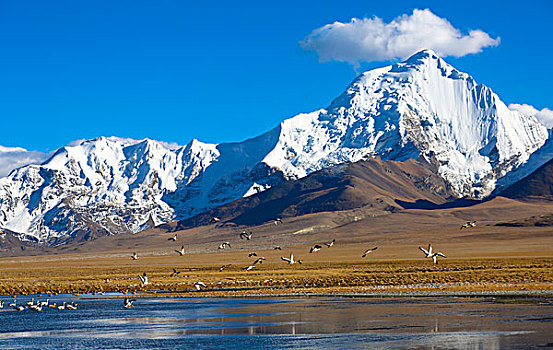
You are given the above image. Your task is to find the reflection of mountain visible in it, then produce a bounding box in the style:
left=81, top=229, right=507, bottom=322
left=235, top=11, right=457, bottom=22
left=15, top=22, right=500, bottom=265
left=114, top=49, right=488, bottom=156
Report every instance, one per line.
left=0, top=49, right=550, bottom=244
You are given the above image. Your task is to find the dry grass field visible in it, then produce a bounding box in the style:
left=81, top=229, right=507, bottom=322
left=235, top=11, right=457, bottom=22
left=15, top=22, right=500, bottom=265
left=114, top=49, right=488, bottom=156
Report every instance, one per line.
left=0, top=196, right=552, bottom=296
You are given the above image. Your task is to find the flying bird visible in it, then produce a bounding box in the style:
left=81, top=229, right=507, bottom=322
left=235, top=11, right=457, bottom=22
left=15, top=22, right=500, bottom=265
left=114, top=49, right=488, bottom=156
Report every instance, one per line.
left=124, top=298, right=135, bottom=308
left=218, top=242, right=231, bottom=249
left=273, top=246, right=282, bottom=250
left=138, top=273, right=149, bottom=286
left=168, top=233, right=178, bottom=241
left=170, top=268, right=180, bottom=277
left=281, top=253, right=302, bottom=265
left=362, top=247, right=378, bottom=257
left=253, top=257, right=266, bottom=265
left=274, top=218, right=283, bottom=225
left=131, top=252, right=138, bottom=260
left=194, top=281, right=207, bottom=291
left=460, top=221, right=477, bottom=230
left=310, top=244, right=322, bottom=253
left=240, top=231, right=253, bottom=240
left=248, top=252, right=258, bottom=257
left=324, top=239, right=335, bottom=248
left=212, top=217, right=221, bottom=222
left=245, top=257, right=266, bottom=271
left=419, top=244, right=447, bottom=264
left=175, top=246, right=185, bottom=256
left=219, top=264, right=232, bottom=271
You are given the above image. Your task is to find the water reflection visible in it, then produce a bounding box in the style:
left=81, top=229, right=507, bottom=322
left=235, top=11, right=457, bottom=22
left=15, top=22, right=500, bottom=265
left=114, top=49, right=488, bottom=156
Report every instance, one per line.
left=0, top=296, right=550, bottom=349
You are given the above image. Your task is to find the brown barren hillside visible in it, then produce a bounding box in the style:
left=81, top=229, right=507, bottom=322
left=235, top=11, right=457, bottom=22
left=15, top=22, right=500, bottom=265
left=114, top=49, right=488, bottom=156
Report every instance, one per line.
left=501, top=158, right=553, bottom=200
left=169, top=157, right=457, bottom=229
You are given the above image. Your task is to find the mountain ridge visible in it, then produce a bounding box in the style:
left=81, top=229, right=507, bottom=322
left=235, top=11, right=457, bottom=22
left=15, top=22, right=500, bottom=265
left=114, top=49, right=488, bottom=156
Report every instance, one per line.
left=1, top=49, right=551, bottom=244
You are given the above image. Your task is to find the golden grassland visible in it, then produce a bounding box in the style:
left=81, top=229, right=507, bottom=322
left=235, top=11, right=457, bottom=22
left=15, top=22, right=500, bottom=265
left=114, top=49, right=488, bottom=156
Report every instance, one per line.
left=1, top=253, right=552, bottom=296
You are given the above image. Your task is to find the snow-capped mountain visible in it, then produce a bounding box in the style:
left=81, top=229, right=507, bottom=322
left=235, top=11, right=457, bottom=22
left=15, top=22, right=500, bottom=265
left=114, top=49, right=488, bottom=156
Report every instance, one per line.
left=0, top=49, right=550, bottom=243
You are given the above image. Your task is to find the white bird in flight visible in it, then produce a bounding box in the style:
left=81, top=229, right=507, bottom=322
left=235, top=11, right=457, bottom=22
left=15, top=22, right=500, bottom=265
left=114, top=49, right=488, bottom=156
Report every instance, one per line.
left=218, top=242, right=231, bottom=249
left=139, top=273, right=149, bottom=286
left=362, top=247, right=378, bottom=257
left=419, top=244, right=447, bottom=264
left=124, top=298, right=135, bottom=308
left=324, top=239, right=335, bottom=248
left=310, top=245, right=322, bottom=253
left=460, top=221, right=477, bottom=230
left=281, top=253, right=302, bottom=265
left=168, top=233, right=178, bottom=241
left=131, top=252, right=138, bottom=260
left=240, top=231, right=253, bottom=240
left=175, top=246, right=185, bottom=256
left=194, top=281, right=207, bottom=290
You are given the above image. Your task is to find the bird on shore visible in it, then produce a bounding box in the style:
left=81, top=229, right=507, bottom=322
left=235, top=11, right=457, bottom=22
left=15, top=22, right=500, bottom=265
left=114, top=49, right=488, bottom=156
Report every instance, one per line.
left=124, top=298, right=135, bottom=308
left=324, top=239, right=335, bottom=248
left=66, top=302, right=78, bottom=310
left=8, top=299, right=16, bottom=307
left=14, top=305, right=25, bottom=311
left=240, top=231, right=253, bottom=240
left=419, top=244, right=447, bottom=264
left=138, top=273, right=149, bottom=286
left=194, top=281, right=207, bottom=291
left=310, top=244, right=322, bottom=253
left=460, top=221, right=477, bottom=230
left=248, top=252, right=258, bottom=257
left=170, top=268, right=180, bottom=277
left=175, top=246, right=185, bottom=256
left=362, top=247, right=378, bottom=257
left=218, top=242, right=231, bottom=250
left=26, top=298, right=35, bottom=307
left=57, top=302, right=66, bottom=310
left=281, top=253, right=302, bottom=265
left=39, top=299, right=49, bottom=307
left=219, top=264, right=232, bottom=272
left=168, top=233, right=178, bottom=241
left=131, top=252, right=138, bottom=260
left=29, top=304, right=42, bottom=312
left=0, top=301, right=3, bottom=308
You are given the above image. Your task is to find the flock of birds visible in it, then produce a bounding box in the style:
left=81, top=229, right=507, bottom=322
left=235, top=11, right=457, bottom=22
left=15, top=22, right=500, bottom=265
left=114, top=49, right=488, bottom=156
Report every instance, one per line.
left=123, top=217, right=477, bottom=297
left=1, top=297, right=78, bottom=312
left=3, top=218, right=476, bottom=311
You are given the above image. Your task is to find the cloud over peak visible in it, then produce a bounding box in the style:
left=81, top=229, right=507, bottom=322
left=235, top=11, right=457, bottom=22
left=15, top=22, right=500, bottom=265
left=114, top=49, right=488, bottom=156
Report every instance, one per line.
left=300, top=9, right=500, bottom=65
left=509, top=103, right=553, bottom=129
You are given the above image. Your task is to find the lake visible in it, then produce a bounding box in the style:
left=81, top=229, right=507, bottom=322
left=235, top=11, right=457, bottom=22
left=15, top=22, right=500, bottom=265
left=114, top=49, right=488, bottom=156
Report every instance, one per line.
left=0, top=294, right=552, bottom=349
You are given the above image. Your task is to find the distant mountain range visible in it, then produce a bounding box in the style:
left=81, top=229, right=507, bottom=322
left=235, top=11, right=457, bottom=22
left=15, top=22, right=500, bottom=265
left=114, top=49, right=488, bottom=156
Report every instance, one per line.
left=1, top=49, right=552, bottom=245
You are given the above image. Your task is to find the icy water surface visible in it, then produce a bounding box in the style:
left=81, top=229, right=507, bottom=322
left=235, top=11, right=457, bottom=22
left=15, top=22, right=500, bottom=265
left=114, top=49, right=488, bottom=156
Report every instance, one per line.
left=0, top=295, right=552, bottom=349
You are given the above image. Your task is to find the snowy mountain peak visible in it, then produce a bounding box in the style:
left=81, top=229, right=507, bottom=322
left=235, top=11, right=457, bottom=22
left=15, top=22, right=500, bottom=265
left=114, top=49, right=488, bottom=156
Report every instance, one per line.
left=0, top=50, right=551, bottom=243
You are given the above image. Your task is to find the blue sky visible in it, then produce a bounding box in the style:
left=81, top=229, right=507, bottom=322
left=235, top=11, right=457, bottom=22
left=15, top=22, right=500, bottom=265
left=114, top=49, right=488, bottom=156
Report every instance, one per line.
left=1, top=0, right=551, bottom=152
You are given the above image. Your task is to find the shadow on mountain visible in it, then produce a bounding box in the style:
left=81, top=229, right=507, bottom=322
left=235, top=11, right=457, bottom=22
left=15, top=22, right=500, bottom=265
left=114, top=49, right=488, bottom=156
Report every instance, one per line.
left=395, top=198, right=482, bottom=210
left=168, top=157, right=458, bottom=230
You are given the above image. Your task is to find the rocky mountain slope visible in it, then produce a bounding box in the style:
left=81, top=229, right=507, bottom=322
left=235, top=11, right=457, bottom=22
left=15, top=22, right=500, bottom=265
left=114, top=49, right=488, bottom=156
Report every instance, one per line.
left=500, top=157, right=553, bottom=200
left=0, top=49, right=550, bottom=244
left=169, top=157, right=457, bottom=229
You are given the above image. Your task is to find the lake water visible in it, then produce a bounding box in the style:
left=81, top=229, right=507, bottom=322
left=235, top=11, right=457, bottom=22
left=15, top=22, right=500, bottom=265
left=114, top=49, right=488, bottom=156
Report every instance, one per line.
left=0, top=294, right=552, bottom=349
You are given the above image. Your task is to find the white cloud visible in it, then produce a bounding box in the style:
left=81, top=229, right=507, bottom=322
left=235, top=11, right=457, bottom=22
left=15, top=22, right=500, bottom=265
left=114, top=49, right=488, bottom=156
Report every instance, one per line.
left=300, top=9, right=500, bottom=65
left=509, top=103, right=553, bottom=129
left=0, top=148, right=50, bottom=177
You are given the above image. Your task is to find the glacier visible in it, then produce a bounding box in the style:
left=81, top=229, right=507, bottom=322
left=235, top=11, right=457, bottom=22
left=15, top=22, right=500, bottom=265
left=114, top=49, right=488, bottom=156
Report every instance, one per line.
left=0, top=49, right=550, bottom=243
